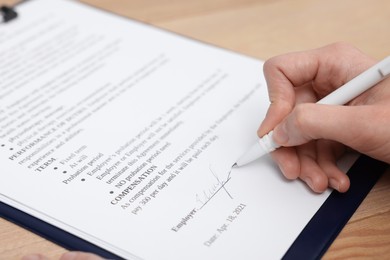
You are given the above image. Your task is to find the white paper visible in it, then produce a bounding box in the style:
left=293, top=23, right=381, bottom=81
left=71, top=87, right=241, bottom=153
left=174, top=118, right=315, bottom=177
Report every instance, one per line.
left=0, top=1, right=354, bottom=259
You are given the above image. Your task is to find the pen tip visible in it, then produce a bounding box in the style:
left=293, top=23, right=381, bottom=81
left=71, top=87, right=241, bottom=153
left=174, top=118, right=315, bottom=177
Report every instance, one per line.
left=232, top=163, right=237, bottom=168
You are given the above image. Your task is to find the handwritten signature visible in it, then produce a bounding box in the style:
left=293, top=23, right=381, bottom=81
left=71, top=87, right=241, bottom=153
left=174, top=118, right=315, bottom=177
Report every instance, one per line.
left=196, top=165, right=233, bottom=210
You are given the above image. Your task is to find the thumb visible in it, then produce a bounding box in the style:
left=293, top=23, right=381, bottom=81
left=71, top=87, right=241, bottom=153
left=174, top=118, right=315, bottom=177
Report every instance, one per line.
left=272, top=103, right=370, bottom=149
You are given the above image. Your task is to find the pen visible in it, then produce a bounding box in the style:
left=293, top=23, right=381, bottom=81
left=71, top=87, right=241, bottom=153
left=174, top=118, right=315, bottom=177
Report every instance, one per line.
left=234, top=55, right=390, bottom=167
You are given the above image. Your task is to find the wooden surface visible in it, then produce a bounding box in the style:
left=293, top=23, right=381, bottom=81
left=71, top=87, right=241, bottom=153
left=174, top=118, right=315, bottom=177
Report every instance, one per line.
left=1, top=0, right=390, bottom=259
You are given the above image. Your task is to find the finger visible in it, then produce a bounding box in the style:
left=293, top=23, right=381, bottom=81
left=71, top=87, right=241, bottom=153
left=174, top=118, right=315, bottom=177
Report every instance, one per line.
left=316, top=140, right=350, bottom=192
left=264, top=51, right=319, bottom=94
left=294, top=83, right=318, bottom=104
left=258, top=100, right=292, bottom=136
left=296, top=142, right=328, bottom=193
left=270, top=147, right=300, bottom=180
left=258, top=77, right=318, bottom=137
left=272, top=103, right=377, bottom=151
left=259, top=51, right=319, bottom=135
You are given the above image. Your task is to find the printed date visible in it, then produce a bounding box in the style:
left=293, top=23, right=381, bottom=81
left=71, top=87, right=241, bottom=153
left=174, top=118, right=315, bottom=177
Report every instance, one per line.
left=203, top=203, right=247, bottom=247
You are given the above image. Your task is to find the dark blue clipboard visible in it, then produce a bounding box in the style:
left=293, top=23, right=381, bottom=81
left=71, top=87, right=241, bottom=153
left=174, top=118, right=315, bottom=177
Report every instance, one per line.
left=1, top=1, right=389, bottom=259
left=283, top=155, right=388, bottom=259
left=1, top=155, right=387, bottom=259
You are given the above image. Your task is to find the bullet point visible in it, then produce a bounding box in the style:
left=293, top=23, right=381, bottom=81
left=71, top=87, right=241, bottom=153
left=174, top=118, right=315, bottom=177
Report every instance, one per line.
left=54, top=167, right=58, bottom=170
left=81, top=178, right=85, bottom=181
left=110, top=191, right=114, bottom=194
left=63, top=171, right=67, bottom=174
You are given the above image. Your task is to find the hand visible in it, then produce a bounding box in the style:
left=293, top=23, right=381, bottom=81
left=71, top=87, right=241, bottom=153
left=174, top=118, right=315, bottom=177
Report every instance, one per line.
left=259, top=42, right=390, bottom=193
left=22, top=251, right=104, bottom=260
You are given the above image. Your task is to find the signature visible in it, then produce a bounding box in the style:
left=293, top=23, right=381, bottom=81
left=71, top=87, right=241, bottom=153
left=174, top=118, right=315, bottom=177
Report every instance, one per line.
left=196, top=165, right=233, bottom=210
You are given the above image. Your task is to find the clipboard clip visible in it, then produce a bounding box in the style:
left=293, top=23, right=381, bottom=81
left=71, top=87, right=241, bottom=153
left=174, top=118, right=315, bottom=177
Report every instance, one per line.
left=1, top=5, right=18, bottom=23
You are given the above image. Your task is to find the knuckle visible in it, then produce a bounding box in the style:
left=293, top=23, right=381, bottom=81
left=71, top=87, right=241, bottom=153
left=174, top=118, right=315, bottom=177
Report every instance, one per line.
left=292, top=104, right=309, bottom=131
left=291, top=103, right=317, bottom=140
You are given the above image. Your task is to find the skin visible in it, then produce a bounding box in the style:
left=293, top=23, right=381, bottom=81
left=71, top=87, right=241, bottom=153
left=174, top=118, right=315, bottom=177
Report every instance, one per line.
left=259, top=42, right=390, bottom=193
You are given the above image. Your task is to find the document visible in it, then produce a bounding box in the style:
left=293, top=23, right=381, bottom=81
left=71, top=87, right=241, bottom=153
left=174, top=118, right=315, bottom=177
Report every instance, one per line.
left=0, top=0, right=353, bottom=259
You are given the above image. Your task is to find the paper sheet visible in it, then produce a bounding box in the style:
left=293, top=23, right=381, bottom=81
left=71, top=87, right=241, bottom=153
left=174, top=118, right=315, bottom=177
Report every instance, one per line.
left=0, top=0, right=338, bottom=259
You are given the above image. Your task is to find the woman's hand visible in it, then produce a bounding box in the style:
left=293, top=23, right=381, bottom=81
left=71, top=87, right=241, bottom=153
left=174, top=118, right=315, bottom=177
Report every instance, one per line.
left=259, top=42, right=390, bottom=193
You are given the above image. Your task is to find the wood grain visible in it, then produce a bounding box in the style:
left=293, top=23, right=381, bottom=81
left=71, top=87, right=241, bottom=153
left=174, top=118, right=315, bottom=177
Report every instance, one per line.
left=1, top=0, right=390, bottom=259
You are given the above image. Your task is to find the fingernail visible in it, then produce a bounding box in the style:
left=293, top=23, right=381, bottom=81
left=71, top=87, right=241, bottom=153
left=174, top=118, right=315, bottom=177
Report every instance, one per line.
left=273, top=123, right=289, bottom=145
left=329, top=178, right=340, bottom=191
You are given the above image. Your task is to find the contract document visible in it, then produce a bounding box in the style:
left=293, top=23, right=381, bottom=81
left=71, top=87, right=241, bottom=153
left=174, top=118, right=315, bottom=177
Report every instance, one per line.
left=0, top=0, right=360, bottom=259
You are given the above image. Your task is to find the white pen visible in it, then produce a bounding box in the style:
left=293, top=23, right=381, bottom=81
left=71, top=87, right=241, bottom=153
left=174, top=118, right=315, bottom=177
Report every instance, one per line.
left=234, top=55, right=390, bottom=167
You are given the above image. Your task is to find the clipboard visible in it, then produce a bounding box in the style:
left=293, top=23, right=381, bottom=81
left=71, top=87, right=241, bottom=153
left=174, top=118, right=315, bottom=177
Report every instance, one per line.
left=0, top=1, right=389, bottom=259
left=283, top=155, right=388, bottom=259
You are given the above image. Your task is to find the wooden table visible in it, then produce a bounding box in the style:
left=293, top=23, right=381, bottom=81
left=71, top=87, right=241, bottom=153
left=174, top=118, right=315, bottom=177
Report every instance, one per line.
left=1, top=0, right=390, bottom=258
